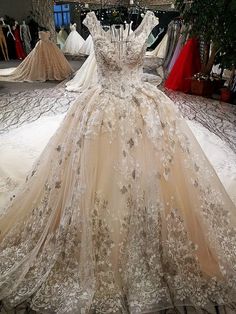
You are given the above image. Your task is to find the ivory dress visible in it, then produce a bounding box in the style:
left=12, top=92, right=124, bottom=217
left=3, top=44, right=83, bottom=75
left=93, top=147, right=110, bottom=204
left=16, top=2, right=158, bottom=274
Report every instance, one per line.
left=63, top=23, right=85, bottom=55
left=0, top=11, right=236, bottom=314
left=0, top=31, right=73, bottom=82
left=79, top=34, right=94, bottom=55
left=65, top=50, right=98, bottom=92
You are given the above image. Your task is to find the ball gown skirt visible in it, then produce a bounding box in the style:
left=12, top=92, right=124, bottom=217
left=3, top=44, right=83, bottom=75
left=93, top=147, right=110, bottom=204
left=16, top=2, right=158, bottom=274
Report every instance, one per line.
left=66, top=51, right=98, bottom=92
left=79, top=35, right=94, bottom=56
left=164, top=38, right=201, bottom=93
left=0, top=11, right=236, bottom=314
left=63, top=30, right=85, bottom=55
left=0, top=32, right=73, bottom=82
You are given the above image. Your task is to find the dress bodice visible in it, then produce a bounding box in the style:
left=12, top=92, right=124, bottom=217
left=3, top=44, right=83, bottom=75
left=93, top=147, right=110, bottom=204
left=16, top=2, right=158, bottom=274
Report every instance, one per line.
left=39, top=31, right=50, bottom=41
left=83, top=11, right=159, bottom=97
left=70, top=24, right=76, bottom=32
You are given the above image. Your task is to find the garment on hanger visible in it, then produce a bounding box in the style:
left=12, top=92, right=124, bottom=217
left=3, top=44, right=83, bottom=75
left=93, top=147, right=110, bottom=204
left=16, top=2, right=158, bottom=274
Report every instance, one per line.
left=0, top=12, right=236, bottom=314
left=165, top=38, right=201, bottom=93
left=167, top=24, right=188, bottom=74
left=163, top=19, right=182, bottom=69
left=0, top=31, right=73, bottom=82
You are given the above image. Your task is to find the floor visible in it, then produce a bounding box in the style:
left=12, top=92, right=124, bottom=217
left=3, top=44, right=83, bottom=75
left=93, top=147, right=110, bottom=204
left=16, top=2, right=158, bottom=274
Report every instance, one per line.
left=0, top=59, right=236, bottom=314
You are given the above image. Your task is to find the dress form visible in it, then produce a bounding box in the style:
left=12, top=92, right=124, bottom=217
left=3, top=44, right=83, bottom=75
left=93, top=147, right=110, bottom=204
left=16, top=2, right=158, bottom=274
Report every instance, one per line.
left=20, top=20, right=31, bottom=54
left=0, top=20, right=9, bottom=61
left=12, top=24, right=26, bottom=60
left=6, top=23, right=16, bottom=60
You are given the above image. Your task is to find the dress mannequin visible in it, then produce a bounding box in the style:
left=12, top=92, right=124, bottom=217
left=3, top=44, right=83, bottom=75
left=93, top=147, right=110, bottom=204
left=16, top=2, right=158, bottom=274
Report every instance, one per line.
left=20, top=20, right=31, bottom=54
left=0, top=20, right=9, bottom=61
left=0, top=30, right=73, bottom=82
left=57, top=26, right=68, bottom=50
left=59, top=26, right=68, bottom=42
left=12, top=23, right=26, bottom=60
left=63, top=23, right=85, bottom=55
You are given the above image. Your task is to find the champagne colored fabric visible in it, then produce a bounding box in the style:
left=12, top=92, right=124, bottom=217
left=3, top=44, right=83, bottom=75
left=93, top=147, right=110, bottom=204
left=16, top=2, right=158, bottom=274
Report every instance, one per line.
left=0, top=31, right=73, bottom=82
left=0, top=11, right=236, bottom=313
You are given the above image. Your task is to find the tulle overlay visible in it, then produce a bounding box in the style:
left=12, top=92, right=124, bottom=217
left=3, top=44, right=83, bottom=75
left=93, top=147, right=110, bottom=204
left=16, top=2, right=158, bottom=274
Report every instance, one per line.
left=63, top=26, right=85, bottom=55
left=0, top=11, right=236, bottom=313
left=0, top=32, right=73, bottom=82
left=79, top=35, right=94, bottom=55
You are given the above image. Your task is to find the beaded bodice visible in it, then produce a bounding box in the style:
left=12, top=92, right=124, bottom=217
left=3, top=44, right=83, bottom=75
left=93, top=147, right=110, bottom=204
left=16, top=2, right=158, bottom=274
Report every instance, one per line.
left=83, top=11, right=159, bottom=97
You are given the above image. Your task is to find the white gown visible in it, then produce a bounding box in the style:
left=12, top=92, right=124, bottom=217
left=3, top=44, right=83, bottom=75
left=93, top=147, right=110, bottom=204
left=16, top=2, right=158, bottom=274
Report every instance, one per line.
left=63, top=24, right=85, bottom=55
left=146, top=33, right=168, bottom=58
left=66, top=51, right=97, bottom=92
left=79, top=34, right=94, bottom=55
left=1, top=11, right=236, bottom=313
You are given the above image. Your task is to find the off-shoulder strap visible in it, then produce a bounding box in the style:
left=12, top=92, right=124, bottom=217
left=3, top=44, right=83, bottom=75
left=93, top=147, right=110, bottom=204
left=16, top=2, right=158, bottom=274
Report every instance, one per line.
left=83, top=12, right=103, bottom=38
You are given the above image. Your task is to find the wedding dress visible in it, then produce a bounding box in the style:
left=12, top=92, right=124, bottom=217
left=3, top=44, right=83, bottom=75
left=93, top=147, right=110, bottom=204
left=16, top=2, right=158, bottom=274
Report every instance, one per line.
left=1, top=11, right=236, bottom=314
left=0, top=31, right=73, bottom=82
left=79, top=34, right=94, bottom=55
left=66, top=23, right=136, bottom=93
left=65, top=50, right=98, bottom=92
left=57, top=27, right=68, bottom=50
left=146, top=33, right=168, bottom=58
left=63, top=23, right=85, bottom=55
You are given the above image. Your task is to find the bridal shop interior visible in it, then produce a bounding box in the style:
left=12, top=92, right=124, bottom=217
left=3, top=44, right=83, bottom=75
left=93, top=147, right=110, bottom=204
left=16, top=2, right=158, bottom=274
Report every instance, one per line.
left=0, top=0, right=236, bottom=313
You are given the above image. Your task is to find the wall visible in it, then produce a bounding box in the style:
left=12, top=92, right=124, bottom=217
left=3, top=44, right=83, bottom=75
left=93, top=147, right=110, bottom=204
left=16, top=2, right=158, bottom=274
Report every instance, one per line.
left=0, top=0, right=32, bottom=22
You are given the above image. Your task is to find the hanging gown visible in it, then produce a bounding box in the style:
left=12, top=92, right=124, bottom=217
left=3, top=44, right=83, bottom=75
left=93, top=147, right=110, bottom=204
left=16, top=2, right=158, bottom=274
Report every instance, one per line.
left=167, top=33, right=184, bottom=74
left=163, top=20, right=182, bottom=69
left=13, top=27, right=26, bottom=60
left=165, top=38, right=201, bottom=93
left=63, top=24, right=85, bottom=55
left=79, top=34, right=94, bottom=55
left=146, top=33, right=168, bottom=58
left=0, top=31, right=73, bottom=82
left=0, top=11, right=236, bottom=314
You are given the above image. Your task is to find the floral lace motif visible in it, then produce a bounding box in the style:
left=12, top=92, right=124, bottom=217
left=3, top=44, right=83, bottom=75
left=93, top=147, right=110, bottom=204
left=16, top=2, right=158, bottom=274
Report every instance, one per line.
left=0, top=10, right=236, bottom=314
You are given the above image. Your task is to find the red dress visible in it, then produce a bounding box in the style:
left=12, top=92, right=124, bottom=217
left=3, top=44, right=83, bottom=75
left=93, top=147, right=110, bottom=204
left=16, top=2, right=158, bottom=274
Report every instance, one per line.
left=13, top=27, right=26, bottom=60
left=164, top=38, right=201, bottom=93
